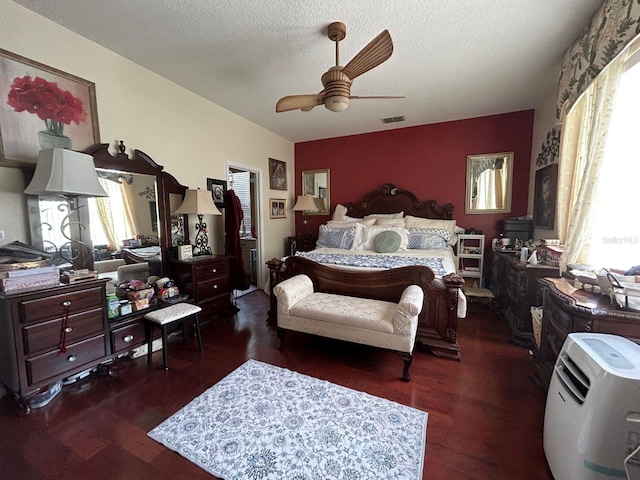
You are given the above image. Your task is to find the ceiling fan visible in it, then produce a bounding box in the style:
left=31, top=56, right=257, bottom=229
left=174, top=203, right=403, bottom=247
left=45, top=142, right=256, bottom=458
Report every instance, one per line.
left=275, top=22, right=404, bottom=113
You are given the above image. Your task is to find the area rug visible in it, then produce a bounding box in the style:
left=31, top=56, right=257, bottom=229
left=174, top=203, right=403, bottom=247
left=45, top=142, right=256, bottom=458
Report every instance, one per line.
left=148, top=359, right=428, bottom=479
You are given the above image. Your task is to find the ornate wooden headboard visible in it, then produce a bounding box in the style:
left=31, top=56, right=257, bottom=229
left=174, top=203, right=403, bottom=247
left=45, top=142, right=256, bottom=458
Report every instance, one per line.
left=345, top=183, right=454, bottom=219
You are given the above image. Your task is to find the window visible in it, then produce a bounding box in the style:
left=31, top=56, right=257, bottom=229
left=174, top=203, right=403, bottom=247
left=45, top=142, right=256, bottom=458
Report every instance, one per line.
left=229, top=170, right=252, bottom=236
left=587, top=50, right=640, bottom=269
left=559, top=35, right=640, bottom=271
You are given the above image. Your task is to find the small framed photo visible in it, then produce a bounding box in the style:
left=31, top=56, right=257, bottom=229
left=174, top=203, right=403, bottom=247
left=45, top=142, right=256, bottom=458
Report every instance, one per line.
left=269, top=198, right=286, bottom=219
left=269, top=158, right=287, bottom=190
left=178, top=245, right=193, bottom=261
left=206, top=178, right=227, bottom=209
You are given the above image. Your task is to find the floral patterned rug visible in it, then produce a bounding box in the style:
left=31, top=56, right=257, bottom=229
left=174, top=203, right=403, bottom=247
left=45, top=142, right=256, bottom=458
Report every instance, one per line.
left=148, top=360, right=428, bottom=479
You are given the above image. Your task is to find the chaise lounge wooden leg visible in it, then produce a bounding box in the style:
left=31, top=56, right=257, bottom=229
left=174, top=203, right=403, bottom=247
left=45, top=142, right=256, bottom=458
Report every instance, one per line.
left=277, top=328, right=286, bottom=351
left=398, top=352, right=413, bottom=382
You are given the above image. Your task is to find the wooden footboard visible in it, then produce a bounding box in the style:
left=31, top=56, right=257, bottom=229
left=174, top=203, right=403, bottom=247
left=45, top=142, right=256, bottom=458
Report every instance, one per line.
left=267, top=256, right=463, bottom=360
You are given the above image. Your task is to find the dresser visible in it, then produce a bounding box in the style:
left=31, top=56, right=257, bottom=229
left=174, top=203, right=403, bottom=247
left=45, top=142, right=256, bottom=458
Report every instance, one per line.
left=0, top=279, right=109, bottom=413
left=169, top=255, right=232, bottom=321
left=488, top=251, right=559, bottom=346
left=532, top=277, right=640, bottom=391
left=285, top=236, right=318, bottom=256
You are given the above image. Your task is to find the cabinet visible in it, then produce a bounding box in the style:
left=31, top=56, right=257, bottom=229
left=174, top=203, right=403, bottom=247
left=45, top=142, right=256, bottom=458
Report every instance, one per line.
left=286, top=236, right=318, bottom=256
left=457, top=234, right=485, bottom=287
left=0, top=279, right=109, bottom=412
left=532, top=277, right=640, bottom=391
left=169, top=255, right=232, bottom=321
left=489, top=251, right=559, bottom=346
left=240, top=238, right=257, bottom=283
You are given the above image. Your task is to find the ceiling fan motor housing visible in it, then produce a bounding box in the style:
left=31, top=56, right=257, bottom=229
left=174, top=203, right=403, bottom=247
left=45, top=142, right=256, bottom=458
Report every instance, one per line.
left=321, top=67, right=352, bottom=112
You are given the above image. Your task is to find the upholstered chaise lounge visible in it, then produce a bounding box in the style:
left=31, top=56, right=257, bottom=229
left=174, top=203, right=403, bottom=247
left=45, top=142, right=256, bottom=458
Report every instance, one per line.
left=274, top=273, right=424, bottom=381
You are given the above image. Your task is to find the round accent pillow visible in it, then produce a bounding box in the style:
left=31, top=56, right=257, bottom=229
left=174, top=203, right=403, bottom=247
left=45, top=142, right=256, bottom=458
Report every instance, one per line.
left=373, top=231, right=401, bottom=253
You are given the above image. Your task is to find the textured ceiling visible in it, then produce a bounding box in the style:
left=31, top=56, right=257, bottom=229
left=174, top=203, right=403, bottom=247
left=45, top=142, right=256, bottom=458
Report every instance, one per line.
left=14, top=0, right=602, bottom=143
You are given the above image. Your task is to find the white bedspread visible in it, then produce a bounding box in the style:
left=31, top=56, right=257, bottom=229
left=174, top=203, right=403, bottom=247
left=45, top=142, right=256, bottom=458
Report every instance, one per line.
left=295, top=247, right=467, bottom=318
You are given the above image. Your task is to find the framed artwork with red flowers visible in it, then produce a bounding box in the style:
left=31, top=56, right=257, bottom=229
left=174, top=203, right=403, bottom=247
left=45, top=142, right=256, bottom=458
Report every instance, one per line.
left=0, top=48, right=100, bottom=167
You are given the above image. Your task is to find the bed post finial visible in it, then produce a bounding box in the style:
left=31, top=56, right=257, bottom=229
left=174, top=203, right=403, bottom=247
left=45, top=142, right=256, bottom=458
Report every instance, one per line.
left=382, top=183, right=398, bottom=195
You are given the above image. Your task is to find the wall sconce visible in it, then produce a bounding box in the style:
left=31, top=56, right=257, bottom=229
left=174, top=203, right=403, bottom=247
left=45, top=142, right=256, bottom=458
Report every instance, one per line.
left=292, top=195, right=319, bottom=237
left=24, top=148, right=108, bottom=267
left=174, top=188, right=222, bottom=255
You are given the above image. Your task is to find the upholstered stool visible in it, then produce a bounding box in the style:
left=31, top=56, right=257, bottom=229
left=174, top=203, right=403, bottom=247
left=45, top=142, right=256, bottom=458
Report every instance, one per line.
left=144, top=303, right=203, bottom=370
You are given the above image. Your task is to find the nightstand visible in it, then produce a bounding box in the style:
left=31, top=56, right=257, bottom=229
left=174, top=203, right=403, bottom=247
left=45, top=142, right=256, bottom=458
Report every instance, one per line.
left=285, top=236, right=318, bottom=256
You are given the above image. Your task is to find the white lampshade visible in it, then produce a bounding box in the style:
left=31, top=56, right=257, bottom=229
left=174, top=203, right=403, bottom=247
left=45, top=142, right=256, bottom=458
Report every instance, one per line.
left=174, top=188, right=222, bottom=215
left=292, top=195, right=319, bottom=212
left=24, top=148, right=108, bottom=198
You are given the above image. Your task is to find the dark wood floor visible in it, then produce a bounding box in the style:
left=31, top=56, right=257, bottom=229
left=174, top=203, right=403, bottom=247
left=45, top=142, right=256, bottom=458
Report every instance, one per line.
left=0, top=291, right=554, bottom=479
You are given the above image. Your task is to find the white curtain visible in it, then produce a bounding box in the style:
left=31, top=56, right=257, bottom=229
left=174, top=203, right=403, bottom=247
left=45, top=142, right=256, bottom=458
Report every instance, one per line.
left=556, top=52, right=625, bottom=273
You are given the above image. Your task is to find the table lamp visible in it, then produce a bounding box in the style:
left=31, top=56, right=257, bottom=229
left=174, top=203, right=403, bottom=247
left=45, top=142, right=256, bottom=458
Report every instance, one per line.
left=292, top=195, right=318, bottom=237
left=174, top=188, right=222, bottom=255
left=24, top=148, right=108, bottom=267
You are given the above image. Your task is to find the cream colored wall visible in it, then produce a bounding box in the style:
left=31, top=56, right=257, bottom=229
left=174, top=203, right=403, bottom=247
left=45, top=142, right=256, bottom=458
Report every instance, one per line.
left=0, top=0, right=295, bottom=287
left=529, top=79, right=561, bottom=240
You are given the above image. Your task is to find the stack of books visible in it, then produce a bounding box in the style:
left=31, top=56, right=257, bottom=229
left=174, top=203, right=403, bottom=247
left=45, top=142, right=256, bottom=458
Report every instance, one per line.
left=0, top=265, right=60, bottom=293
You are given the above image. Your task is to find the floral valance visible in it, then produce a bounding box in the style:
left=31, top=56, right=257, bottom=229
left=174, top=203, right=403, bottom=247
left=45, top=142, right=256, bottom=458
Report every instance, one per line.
left=557, top=0, right=640, bottom=120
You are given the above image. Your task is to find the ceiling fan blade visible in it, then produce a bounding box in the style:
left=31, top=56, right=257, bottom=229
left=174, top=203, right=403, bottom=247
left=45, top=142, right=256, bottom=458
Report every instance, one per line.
left=275, top=94, right=324, bottom=113
left=342, top=30, right=393, bottom=80
left=349, top=95, right=405, bottom=100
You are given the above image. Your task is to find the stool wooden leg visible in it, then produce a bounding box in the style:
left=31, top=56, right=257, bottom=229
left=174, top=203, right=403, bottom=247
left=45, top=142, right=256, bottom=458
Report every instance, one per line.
left=161, top=326, right=169, bottom=370
left=146, top=322, right=153, bottom=367
left=194, top=313, right=203, bottom=352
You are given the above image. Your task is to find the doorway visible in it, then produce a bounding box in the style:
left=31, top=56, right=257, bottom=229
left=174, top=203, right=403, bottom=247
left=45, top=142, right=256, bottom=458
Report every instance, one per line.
left=227, top=162, right=262, bottom=296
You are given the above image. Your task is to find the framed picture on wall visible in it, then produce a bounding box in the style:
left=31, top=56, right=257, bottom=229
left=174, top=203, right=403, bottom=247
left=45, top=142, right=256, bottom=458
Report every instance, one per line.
left=533, top=163, right=558, bottom=229
left=0, top=48, right=100, bottom=167
left=269, top=198, right=286, bottom=219
left=269, top=158, right=287, bottom=190
left=207, top=178, right=227, bottom=209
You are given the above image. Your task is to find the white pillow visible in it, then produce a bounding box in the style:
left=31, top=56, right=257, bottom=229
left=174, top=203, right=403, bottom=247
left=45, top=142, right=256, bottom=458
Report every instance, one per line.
left=404, top=215, right=460, bottom=245
left=375, top=218, right=406, bottom=226
left=327, top=218, right=376, bottom=228
left=351, top=224, right=409, bottom=251
left=332, top=204, right=348, bottom=221
left=363, top=211, right=404, bottom=220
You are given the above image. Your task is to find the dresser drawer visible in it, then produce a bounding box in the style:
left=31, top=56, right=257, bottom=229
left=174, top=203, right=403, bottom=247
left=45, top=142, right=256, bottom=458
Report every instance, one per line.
left=19, top=286, right=104, bottom=324
left=111, top=321, right=146, bottom=353
left=26, top=335, right=106, bottom=385
left=22, top=308, right=104, bottom=355
left=194, top=261, right=229, bottom=282
left=200, top=294, right=231, bottom=320
left=197, top=277, right=230, bottom=299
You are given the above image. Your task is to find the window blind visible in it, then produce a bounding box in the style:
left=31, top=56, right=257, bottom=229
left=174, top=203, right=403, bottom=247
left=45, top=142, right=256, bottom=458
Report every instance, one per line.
left=230, top=171, right=251, bottom=236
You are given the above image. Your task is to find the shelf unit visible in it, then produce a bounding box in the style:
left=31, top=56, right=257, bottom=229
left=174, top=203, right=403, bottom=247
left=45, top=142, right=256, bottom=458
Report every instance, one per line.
left=457, top=234, right=485, bottom=288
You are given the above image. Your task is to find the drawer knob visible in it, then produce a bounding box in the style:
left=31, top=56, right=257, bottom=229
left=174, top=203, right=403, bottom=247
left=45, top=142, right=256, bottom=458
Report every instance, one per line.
left=67, top=355, right=77, bottom=362
left=62, top=300, right=71, bottom=307
left=123, top=334, right=134, bottom=343
left=64, top=327, right=73, bottom=333
left=213, top=284, right=218, bottom=289
left=211, top=268, right=217, bottom=273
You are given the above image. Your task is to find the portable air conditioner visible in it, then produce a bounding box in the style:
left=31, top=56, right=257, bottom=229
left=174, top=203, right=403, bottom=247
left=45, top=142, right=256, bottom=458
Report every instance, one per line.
left=544, top=333, right=640, bottom=479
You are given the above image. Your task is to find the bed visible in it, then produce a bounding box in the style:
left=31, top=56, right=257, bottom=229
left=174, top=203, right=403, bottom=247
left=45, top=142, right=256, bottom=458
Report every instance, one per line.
left=268, top=183, right=466, bottom=360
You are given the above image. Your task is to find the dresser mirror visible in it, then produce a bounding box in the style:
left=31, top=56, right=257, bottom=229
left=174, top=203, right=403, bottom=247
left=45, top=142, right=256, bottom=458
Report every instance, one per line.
left=465, top=152, right=513, bottom=214
left=302, top=168, right=330, bottom=215
left=27, top=142, right=187, bottom=275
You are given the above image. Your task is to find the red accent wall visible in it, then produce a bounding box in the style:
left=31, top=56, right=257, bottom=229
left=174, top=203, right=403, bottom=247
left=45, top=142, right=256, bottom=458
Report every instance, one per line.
left=294, top=110, right=534, bottom=245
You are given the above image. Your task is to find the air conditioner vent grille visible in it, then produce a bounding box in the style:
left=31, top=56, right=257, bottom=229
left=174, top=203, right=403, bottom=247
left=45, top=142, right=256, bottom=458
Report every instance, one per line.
left=381, top=115, right=405, bottom=124
left=555, top=353, right=591, bottom=404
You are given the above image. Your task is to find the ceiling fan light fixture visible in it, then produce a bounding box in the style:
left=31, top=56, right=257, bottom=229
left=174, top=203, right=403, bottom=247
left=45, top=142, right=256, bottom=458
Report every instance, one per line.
left=324, top=95, right=350, bottom=112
